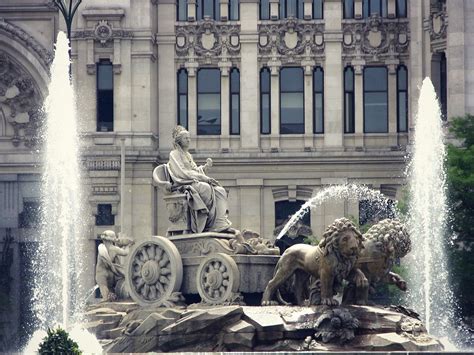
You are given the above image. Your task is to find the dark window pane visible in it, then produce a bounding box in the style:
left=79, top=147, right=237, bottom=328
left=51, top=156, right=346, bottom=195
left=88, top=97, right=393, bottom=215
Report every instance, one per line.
left=313, top=67, right=323, bottom=92
left=197, top=0, right=203, bottom=19
left=98, top=63, right=113, bottom=90
left=298, top=0, right=304, bottom=19
left=260, top=0, right=270, bottom=19
left=178, top=0, right=187, bottom=20
left=198, top=69, right=220, bottom=93
left=261, top=94, right=270, bottom=134
left=231, top=94, right=240, bottom=134
left=397, top=66, right=407, bottom=90
left=261, top=68, right=270, bottom=92
left=370, top=0, right=381, bottom=15
left=363, top=0, right=369, bottom=17
left=96, top=204, right=115, bottom=226
left=344, top=0, right=354, bottom=18
left=398, top=92, right=407, bottom=132
left=345, top=92, right=355, bottom=133
left=345, top=67, right=354, bottom=91
left=179, top=95, right=188, bottom=128
left=178, top=69, right=188, bottom=94
left=314, top=93, right=323, bottom=133
left=313, top=0, right=323, bottom=19
left=198, top=94, right=221, bottom=134
left=364, top=67, right=387, bottom=91
left=397, top=0, right=406, bottom=17
left=382, top=0, right=388, bottom=17
left=287, top=0, right=297, bottom=17
left=215, top=0, right=220, bottom=19
left=203, top=0, right=214, bottom=18
left=230, top=69, right=240, bottom=93
left=281, top=67, right=304, bottom=92
left=281, top=92, right=304, bottom=134
left=275, top=200, right=310, bottom=227
left=97, top=62, right=114, bottom=132
left=280, top=0, right=285, bottom=18
left=364, top=92, right=388, bottom=133
left=440, top=53, right=447, bottom=119
left=229, top=0, right=239, bottom=20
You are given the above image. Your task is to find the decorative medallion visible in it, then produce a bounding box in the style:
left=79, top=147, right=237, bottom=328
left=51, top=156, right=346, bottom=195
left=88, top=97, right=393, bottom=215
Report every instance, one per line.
left=94, top=20, right=113, bottom=45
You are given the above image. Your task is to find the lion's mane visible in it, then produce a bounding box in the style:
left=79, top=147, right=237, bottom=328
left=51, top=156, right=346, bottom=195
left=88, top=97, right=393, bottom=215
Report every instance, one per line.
left=319, top=217, right=364, bottom=256
left=364, top=219, right=411, bottom=258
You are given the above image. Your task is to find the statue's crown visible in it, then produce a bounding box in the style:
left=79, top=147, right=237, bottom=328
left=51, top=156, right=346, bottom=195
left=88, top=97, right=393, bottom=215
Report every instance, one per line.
left=172, top=125, right=187, bottom=139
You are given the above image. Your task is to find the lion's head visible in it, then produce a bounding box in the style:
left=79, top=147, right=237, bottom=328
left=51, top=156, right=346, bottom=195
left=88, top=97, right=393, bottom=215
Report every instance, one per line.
left=319, top=218, right=364, bottom=258
left=363, top=219, right=411, bottom=258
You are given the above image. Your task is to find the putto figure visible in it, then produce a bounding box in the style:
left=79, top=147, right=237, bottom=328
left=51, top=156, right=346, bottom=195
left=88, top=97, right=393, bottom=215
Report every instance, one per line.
left=166, top=125, right=232, bottom=233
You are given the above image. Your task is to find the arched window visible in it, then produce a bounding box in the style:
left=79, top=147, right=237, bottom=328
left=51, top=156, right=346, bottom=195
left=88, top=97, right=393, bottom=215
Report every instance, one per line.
left=177, top=0, right=187, bottom=21
left=344, top=66, right=355, bottom=133
left=363, top=66, right=388, bottom=133
left=396, top=0, right=407, bottom=17
left=177, top=69, right=188, bottom=129
left=229, top=0, right=239, bottom=20
left=260, top=67, right=271, bottom=134
left=363, top=0, right=387, bottom=18
left=197, top=0, right=220, bottom=20
left=230, top=68, right=240, bottom=135
left=313, top=67, right=324, bottom=133
left=397, top=65, right=408, bottom=132
left=197, top=68, right=221, bottom=135
left=97, top=60, right=114, bottom=132
left=343, top=0, right=354, bottom=19
left=313, top=0, right=323, bottom=19
left=280, top=67, right=304, bottom=134
left=260, top=0, right=270, bottom=19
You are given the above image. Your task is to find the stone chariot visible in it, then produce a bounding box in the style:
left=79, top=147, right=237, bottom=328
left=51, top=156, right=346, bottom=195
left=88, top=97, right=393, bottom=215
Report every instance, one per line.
left=124, top=163, right=280, bottom=307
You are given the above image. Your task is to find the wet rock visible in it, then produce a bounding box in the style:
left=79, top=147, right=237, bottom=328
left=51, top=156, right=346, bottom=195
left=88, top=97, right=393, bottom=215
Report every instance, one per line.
left=103, top=327, right=124, bottom=339
left=223, top=318, right=256, bottom=348
left=131, top=310, right=181, bottom=336
left=89, top=301, right=138, bottom=313
left=106, top=335, right=158, bottom=353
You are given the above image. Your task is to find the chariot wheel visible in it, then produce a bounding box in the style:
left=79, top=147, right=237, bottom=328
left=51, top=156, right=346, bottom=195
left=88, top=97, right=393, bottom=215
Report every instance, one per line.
left=127, top=236, right=183, bottom=306
left=196, top=253, right=240, bottom=304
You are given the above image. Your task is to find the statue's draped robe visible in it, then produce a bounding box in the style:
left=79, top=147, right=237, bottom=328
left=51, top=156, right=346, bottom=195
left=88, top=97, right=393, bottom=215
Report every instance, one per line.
left=168, top=149, right=231, bottom=233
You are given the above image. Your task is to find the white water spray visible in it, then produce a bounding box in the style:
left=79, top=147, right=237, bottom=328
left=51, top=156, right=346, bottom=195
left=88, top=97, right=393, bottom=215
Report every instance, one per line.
left=406, top=78, right=457, bottom=340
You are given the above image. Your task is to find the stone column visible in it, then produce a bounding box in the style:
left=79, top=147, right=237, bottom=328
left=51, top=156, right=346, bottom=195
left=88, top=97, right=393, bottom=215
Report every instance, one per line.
left=387, top=0, right=396, bottom=18
left=303, top=64, right=314, bottom=150
left=188, top=0, right=197, bottom=21
left=238, top=178, right=263, bottom=234
left=270, top=65, right=280, bottom=150
left=220, top=64, right=231, bottom=150
left=323, top=0, right=343, bottom=149
left=186, top=67, right=198, bottom=150
left=304, top=0, right=312, bottom=19
left=354, top=64, right=364, bottom=148
left=270, top=0, right=279, bottom=19
left=220, top=0, right=229, bottom=20
left=354, top=0, right=363, bottom=19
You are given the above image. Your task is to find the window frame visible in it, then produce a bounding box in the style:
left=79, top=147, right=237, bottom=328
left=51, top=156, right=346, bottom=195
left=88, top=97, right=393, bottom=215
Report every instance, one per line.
left=344, top=66, right=355, bottom=133
left=279, top=67, right=305, bottom=135
left=363, top=66, right=388, bottom=133
left=396, top=64, right=408, bottom=133
left=260, top=67, right=271, bottom=135
left=313, top=66, right=324, bottom=134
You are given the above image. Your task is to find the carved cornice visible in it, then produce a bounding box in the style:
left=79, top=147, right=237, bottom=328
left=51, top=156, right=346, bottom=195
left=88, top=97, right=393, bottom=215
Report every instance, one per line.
left=175, top=19, right=240, bottom=64
left=85, top=159, right=121, bottom=171
left=258, top=19, right=325, bottom=65
left=0, top=19, right=53, bottom=67
left=72, top=20, right=133, bottom=44
left=342, top=14, right=409, bottom=63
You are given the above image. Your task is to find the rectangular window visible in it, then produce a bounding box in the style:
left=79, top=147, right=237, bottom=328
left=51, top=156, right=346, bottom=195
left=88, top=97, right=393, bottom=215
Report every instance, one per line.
left=177, top=0, right=187, bottom=21
left=363, top=0, right=387, bottom=18
left=396, top=0, right=407, bottom=17
left=260, top=0, right=270, bottom=19
left=229, top=0, right=239, bottom=20
left=298, top=0, right=305, bottom=19
left=197, top=0, right=219, bottom=19
left=313, top=0, right=323, bottom=19
left=343, top=0, right=354, bottom=19
left=198, top=68, right=221, bottom=135
left=97, top=60, right=113, bottom=132
left=230, top=68, right=240, bottom=135
left=364, top=66, right=388, bottom=133
left=177, top=69, right=188, bottom=129
left=397, top=65, right=408, bottom=132
left=313, top=67, right=324, bottom=133
left=280, top=67, right=304, bottom=134
left=96, top=204, right=115, bottom=226
left=344, top=66, right=355, bottom=133
left=260, top=68, right=271, bottom=134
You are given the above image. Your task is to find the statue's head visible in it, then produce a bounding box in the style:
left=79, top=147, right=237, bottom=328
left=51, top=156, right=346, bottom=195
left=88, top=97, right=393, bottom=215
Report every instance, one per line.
left=100, top=230, right=118, bottom=244
left=319, top=217, right=365, bottom=258
left=172, top=125, right=191, bottom=150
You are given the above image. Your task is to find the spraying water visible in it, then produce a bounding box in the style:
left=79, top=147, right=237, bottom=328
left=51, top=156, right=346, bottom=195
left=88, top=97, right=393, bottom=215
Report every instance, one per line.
left=276, top=184, right=396, bottom=240
left=406, top=77, right=459, bottom=341
left=25, top=32, right=90, bottom=350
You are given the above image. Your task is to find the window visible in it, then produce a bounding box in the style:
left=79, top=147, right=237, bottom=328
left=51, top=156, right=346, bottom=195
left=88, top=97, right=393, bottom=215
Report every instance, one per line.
left=197, top=68, right=221, bottom=135
left=177, top=0, right=187, bottom=21
left=396, top=0, right=407, bottom=17
left=96, top=204, right=115, bottom=226
left=230, top=68, right=240, bottom=135
left=364, top=66, right=388, bottom=133
left=313, top=67, right=324, bottom=133
left=280, top=67, right=304, bottom=134
left=440, top=52, right=447, bottom=120
left=177, top=69, right=188, bottom=129
left=363, top=0, right=387, bottom=18
left=344, top=66, right=355, bottom=133
left=280, top=0, right=303, bottom=19
left=97, top=60, right=113, bottom=132
left=260, top=0, right=270, bottom=19
left=19, top=201, right=40, bottom=228
left=260, top=67, right=271, bottom=134
left=275, top=200, right=310, bottom=228
left=313, top=0, right=323, bottom=19
left=197, top=0, right=220, bottom=20
left=397, top=65, right=408, bottom=132
left=343, top=0, right=354, bottom=18
left=229, top=0, right=239, bottom=20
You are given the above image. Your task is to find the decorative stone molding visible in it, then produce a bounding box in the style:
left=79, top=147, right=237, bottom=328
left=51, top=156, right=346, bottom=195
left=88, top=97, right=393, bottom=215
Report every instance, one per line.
left=0, top=19, right=53, bottom=67
left=342, top=14, right=409, bottom=63
left=258, top=19, right=325, bottom=65
left=85, top=159, right=121, bottom=171
left=92, top=185, right=118, bottom=195
left=427, top=10, right=447, bottom=42
left=72, top=21, right=133, bottom=44
left=0, top=51, right=43, bottom=147
left=175, top=19, right=240, bottom=64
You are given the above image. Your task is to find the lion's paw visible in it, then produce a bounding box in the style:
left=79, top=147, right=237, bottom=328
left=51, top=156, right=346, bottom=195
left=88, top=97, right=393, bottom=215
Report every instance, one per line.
left=261, top=300, right=279, bottom=306
left=321, top=297, right=339, bottom=306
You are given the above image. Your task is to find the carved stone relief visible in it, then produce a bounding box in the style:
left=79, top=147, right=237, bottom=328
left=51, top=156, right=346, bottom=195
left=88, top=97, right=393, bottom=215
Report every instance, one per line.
left=72, top=20, right=133, bottom=44
left=342, top=14, right=409, bottom=62
left=0, top=51, right=43, bottom=147
left=175, top=19, right=240, bottom=64
left=258, top=19, right=325, bottom=65
left=427, top=10, right=447, bottom=41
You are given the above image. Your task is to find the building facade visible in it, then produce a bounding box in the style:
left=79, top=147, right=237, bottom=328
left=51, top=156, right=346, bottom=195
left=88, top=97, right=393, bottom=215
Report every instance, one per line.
left=0, top=0, right=470, bottom=345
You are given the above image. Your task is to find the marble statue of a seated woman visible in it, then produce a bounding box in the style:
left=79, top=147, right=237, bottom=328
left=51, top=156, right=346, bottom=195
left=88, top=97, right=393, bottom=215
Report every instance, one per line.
left=165, top=125, right=232, bottom=234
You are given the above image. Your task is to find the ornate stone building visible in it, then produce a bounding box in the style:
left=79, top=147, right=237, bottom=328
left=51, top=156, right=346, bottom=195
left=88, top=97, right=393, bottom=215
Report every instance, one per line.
left=0, top=0, right=467, bottom=345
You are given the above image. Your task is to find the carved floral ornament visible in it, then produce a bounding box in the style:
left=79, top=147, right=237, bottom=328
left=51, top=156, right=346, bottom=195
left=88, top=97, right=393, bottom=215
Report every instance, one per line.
left=0, top=51, right=43, bottom=147
left=342, top=14, right=409, bottom=62
left=72, top=20, right=133, bottom=46
left=175, top=19, right=240, bottom=63
left=258, top=19, right=325, bottom=64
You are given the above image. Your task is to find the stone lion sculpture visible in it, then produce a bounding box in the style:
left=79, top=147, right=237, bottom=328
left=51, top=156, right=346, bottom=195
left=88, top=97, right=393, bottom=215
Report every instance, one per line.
left=261, top=217, right=367, bottom=306
left=342, top=219, right=411, bottom=305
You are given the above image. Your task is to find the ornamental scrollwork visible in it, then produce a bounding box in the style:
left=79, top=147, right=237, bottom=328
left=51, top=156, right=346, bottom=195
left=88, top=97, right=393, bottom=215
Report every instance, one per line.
left=427, top=10, right=447, bottom=41
left=258, top=19, right=325, bottom=64
left=175, top=19, right=240, bottom=63
left=342, top=14, right=409, bottom=62
left=0, top=51, right=43, bottom=147
left=72, top=21, right=133, bottom=44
